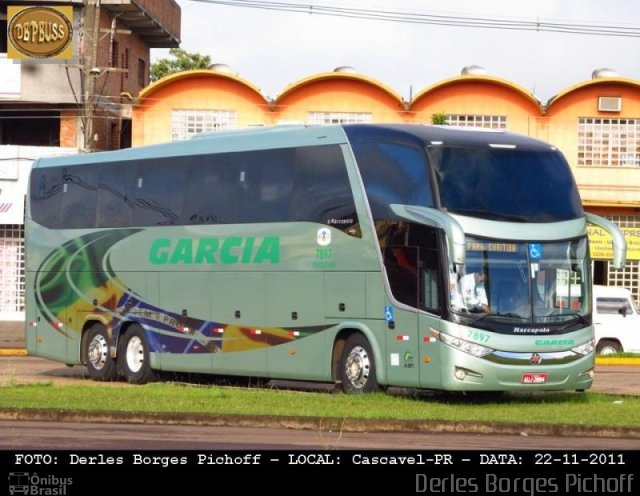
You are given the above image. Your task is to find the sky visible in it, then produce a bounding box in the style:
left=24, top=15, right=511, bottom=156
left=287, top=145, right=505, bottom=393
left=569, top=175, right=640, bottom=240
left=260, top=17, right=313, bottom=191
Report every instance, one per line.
left=153, top=0, right=640, bottom=103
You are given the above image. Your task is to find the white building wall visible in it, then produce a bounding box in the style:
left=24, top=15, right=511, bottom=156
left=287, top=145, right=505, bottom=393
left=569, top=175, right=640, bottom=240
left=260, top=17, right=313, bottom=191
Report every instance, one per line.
left=0, top=145, right=77, bottom=320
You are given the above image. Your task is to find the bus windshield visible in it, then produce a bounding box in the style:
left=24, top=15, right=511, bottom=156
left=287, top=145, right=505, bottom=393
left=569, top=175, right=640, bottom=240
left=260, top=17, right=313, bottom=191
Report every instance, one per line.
left=449, top=236, right=591, bottom=332
left=431, top=146, right=584, bottom=222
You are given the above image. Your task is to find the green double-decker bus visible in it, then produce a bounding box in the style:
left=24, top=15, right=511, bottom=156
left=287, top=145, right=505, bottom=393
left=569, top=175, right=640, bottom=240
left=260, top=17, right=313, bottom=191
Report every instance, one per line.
left=25, top=124, right=626, bottom=392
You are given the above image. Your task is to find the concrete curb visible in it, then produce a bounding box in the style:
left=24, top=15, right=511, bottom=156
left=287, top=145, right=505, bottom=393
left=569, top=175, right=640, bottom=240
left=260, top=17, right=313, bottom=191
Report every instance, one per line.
left=595, top=357, right=640, bottom=365
left=0, top=348, right=27, bottom=357
left=0, top=407, right=639, bottom=439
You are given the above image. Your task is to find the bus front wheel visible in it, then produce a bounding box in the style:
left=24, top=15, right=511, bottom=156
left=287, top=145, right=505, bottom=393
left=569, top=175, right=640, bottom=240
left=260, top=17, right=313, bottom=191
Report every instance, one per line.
left=340, top=334, right=378, bottom=393
left=85, top=323, right=118, bottom=381
left=118, top=324, right=156, bottom=384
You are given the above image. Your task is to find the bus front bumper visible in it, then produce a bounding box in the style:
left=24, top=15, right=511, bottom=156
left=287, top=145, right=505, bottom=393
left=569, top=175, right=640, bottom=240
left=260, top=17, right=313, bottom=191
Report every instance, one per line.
left=436, top=348, right=595, bottom=392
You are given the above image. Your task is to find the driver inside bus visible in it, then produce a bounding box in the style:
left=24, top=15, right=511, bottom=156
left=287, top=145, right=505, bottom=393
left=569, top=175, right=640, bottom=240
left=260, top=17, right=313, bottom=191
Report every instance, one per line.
left=460, top=270, right=489, bottom=313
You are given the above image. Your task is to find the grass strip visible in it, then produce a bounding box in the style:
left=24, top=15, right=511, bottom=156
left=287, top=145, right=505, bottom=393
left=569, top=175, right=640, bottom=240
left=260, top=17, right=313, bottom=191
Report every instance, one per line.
left=1, top=381, right=638, bottom=428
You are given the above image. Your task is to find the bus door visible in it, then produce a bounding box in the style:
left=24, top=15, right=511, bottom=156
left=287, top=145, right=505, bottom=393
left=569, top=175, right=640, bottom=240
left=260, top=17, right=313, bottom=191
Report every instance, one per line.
left=418, top=308, right=443, bottom=389
left=383, top=244, right=421, bottom=387
left=417, top=246, right=443, bottom=389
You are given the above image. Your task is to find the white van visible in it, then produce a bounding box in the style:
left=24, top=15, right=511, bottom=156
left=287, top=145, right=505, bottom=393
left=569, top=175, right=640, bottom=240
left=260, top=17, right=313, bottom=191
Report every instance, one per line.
left=593, top=285, right=640, bottom=354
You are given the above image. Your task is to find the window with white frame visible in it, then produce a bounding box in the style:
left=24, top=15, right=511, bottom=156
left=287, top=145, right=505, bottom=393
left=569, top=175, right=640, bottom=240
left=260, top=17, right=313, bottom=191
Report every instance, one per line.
left=0, top=224, right=24, bottom=313
left=604, top=214, right=640, bottom=306
left=171, top=109, right=237, bottom=141
left=446, top=114, right=507, bottom=129
left=578, top=118, right=640, bottom=167
left=306, top=111, right=372, bottom=125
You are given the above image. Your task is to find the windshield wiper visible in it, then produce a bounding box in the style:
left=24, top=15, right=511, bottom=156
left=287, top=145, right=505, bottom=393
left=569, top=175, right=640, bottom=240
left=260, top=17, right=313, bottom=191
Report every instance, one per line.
left=447, top=208, right=528, bottom=222
left=538, top=310, right=588, bottom=325
left=491, top=312, right=528, bottom=321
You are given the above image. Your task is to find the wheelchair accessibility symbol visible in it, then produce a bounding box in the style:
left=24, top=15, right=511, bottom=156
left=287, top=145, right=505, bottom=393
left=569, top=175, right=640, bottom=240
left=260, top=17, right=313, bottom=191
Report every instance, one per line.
left=529, top=243, right=542, bottom=260
left=384, top=306, right=394, bottom=322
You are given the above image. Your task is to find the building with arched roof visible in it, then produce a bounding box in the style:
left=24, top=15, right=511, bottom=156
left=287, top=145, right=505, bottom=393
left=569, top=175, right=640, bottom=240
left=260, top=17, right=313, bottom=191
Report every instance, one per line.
left=133, top=68, right=270, bottom=146
left=272, top=68, right=406, bottom=125
left=545, top=73, right=640, bottom=207
left=409, top=68, right=543, bottom=134
left=544, top=71, right=640, bottom=291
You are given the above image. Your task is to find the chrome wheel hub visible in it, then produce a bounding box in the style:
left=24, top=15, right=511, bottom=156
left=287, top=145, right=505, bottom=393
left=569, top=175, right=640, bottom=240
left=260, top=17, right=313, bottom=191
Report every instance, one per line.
left=88, top=335, right=108, bottom=370
left=345, top=345, right=370, bottom=389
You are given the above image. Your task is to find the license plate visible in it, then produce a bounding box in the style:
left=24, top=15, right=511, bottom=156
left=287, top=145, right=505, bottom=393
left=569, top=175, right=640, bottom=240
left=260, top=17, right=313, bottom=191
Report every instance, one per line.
left=522, top=373, right=548, bottom=384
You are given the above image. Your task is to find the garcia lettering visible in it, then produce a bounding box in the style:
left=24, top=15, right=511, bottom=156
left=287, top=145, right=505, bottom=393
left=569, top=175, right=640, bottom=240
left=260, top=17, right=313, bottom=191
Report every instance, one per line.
left=149, top=236, right=280, bottom=265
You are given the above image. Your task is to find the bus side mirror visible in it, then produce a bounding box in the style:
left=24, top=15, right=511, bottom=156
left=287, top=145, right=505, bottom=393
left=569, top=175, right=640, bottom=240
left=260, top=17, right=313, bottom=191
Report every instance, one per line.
left=618, top=306, right=628, bottom=317
left=585, top=213, right=627, bottom=269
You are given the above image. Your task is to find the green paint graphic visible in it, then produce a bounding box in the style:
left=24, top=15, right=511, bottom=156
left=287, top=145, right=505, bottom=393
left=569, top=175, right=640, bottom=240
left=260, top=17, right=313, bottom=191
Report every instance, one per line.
left=35, top=229, right=141, bottom=319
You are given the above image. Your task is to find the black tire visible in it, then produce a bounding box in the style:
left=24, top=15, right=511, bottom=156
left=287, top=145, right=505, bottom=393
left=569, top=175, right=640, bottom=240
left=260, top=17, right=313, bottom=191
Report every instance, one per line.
left=596, top=339, right=622, bottom=355
left=85, top=323, right=118, bottom=381
left=339, top=333, right=378, bottom=393
left=118, top=324, right=156, bottom=384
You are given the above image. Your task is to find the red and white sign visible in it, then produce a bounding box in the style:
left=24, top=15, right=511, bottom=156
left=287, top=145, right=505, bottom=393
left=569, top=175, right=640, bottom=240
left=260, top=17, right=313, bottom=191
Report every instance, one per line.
left=522, top=373, right=548, bottom=384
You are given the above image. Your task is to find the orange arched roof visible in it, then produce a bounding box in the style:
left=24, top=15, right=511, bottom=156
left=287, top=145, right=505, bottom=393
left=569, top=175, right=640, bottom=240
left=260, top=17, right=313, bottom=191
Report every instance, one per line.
left=136, top=69, right=268, bottom=106
left=547, top=77, right=640, bottom=108
left=273, top=71, right=405, bottom=106
left=411, top=74, right=542, bottom=111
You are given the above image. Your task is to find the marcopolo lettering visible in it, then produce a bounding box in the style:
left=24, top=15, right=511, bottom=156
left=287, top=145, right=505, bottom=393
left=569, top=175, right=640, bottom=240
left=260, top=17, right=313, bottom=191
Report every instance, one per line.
left=149, top=236, right=280, bottom=265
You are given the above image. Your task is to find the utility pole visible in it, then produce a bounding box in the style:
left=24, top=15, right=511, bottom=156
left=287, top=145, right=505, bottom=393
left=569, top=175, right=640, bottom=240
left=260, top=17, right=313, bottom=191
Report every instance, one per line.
left=82, top=0, right=101, bottom=152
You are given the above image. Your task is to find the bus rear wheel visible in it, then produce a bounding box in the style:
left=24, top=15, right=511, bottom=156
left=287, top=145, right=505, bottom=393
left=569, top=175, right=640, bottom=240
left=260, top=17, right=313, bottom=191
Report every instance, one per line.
left=340, top=334, right=378, bottom=393
left=118, top=324, right=156, bottom=384
left=85, top=323, right=118, bottom=381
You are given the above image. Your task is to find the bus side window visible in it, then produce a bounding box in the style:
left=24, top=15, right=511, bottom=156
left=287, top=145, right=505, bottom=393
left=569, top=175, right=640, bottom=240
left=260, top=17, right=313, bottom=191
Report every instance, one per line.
left=134, top=158, right=186, bottom=226
left=420, top=249, right=441, bottom=314
left=30, top=168, right=64, bottom=228
left=414, top=225, right=442, bottom=314
left=184, top=154, right=238, bottom=225
left=292, top=145, right=360, bottom=236
left=59, top=165, right=98, bottom=229
left=235, top=149, right=294, bottom=223
left=384, top=244, right=419, bottom=309
left=97, top=162, right=136, bottom=227
left=381, top=222, right=442, bottom=313
left=354, top=141, right=434, bottom=220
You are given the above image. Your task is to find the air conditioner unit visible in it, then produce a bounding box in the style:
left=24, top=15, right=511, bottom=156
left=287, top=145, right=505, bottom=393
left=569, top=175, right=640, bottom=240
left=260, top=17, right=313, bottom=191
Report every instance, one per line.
left=598, top=96, right=622, bottom=112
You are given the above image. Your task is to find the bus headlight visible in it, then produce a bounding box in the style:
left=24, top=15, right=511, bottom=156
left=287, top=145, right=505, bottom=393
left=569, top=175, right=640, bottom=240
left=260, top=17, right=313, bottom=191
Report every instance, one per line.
left=437, top=331, right=494, bottom=358
left=571, top=339, right=595, bottom=356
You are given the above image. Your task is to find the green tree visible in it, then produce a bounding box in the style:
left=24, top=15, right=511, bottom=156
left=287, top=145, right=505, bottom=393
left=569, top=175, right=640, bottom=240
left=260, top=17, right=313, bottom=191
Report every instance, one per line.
left=150, top=48, right=212, bottom=82
left=431, top=112, right=448, bottom=125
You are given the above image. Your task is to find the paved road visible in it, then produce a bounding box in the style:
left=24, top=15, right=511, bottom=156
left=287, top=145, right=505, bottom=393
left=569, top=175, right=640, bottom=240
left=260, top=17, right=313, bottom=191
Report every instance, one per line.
left=1, top=420, right=639, bottom=450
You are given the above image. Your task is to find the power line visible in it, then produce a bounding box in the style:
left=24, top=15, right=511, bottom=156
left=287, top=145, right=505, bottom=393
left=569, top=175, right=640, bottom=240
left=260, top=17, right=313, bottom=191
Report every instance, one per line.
left=190, top=0, right=640, bottom=38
